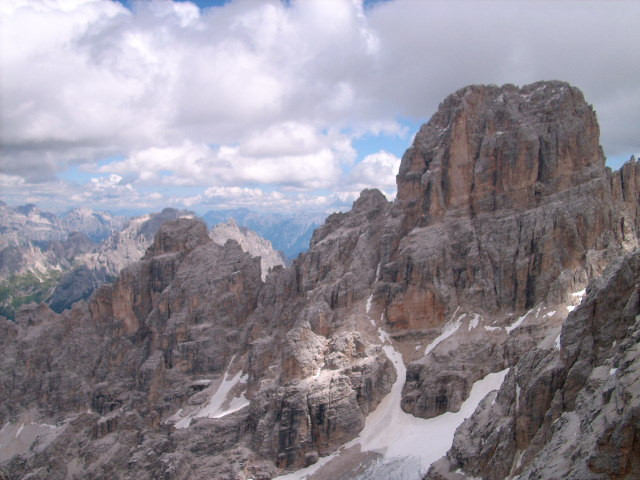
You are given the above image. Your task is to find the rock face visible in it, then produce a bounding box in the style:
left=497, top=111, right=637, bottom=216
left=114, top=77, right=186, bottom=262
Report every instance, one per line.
left=1, top=81, right=639, bottom=480
left=396, top=82, right=603, bottom=224
left=383, top=82, right=638, bottom=419
left=43, top=208, right=195, bottom=314
left=388, top=81, right=626, bottom=329
left=427, top=249, right=640, bottom=480
left=210, top=219, right=286, bottom=280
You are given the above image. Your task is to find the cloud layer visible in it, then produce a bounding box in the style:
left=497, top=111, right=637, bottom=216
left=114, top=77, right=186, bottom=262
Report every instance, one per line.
left=1, top=0, right=639, bottom=213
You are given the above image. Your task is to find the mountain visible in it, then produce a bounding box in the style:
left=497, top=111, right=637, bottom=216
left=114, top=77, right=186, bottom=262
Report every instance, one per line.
left=210, top=219, right=286, bottom=280
left=1, top=81, right=639, bottom=480
left=47, top=208, right=196, bottom=313
left=0, top=204, right=289, bottom=317
left=0, top=204, right=125, bottom=319
left=0, top=203, right=125, bottom=248
left=202, top=209, right=325, bottom=260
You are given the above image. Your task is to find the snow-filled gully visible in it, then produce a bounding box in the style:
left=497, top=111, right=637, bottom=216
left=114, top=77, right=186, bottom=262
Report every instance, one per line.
left=276, top=292, right=509, bottom=480
left=170, top=356, right=249, bottom=429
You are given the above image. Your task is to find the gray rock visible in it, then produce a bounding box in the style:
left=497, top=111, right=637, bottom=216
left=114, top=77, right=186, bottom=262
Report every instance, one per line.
left=210, top=218, right=286, bottom=280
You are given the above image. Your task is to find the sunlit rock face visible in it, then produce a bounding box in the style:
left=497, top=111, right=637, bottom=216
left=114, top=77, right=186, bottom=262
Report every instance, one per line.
left=210, top=218, right=286, bottom=281
left=396, top=81, right=604, bottom=223
left=381, top=81, right=637, bottom=338
left=1, top=82, right=639, bottom=480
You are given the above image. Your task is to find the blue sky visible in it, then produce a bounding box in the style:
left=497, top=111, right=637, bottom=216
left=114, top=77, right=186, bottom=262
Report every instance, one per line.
left=1, top=0, right=638, bottom=215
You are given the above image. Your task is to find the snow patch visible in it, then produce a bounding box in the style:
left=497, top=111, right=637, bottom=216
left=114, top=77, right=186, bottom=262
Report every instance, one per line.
left=0, top=420, right=61, bottom=462
left=609, top=368, right=617, bottom=376
left=512, top=449, right=524, bottom=474
left=484, top=325, right=502, bottom=332
left=572, top=289, right=586, bottom=298
left=544, top=310, right=556, bottom=318
left=195, top=371, right=249, bottom=420
left=192, top=379, right=212, bottom=386
left=455, top=468, right=482, bottom=480
left=506, top=309, right=532, bottom=334
left=173, top=366, right=249, bottom=429
left=566, top=305, right=576, bottom=313
left=554, top=334, right=561, bottom=350
left=366, top=294, right=373, bottom=315
left=468, top=313, right=481, bottom=331
left=514, top=365, right=521, bottom=411
left=425, top=309, right=463, bottom=355
left=275, top=337, right=509, bottom=480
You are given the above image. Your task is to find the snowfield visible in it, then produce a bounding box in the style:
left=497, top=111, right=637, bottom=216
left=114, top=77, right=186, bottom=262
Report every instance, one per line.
left=276, top=303, right=510, bottom=480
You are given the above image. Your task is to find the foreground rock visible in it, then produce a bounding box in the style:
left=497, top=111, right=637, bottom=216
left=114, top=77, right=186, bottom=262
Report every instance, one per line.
left=427, top=249, right=640, bottom=479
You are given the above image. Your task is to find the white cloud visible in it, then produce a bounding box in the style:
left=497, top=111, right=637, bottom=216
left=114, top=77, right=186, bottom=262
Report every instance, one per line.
left=349, top=150, right=400, bottom=191
left=240, top=122, right=324, bottom=157
left=365, top=0, right=640, bottom=157
left=97, top=141, right=214, bottom=185
left=0, top=174, right=25, bottom=187
left=98, top=126, right=353, bottom=190
left=1, top=0, right=639, bottom=213
left=205, top=186, right=282, bottom=201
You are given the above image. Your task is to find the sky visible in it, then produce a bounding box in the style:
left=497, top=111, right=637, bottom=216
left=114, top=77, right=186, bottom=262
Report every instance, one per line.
left=1, top=0, right=639, bottom=216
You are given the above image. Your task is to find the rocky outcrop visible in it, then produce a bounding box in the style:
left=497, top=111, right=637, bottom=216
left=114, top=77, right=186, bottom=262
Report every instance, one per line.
left=0, top=212, right=395, bottom=478
left=382, top=82, right=638, bottom=419
left=427, top=249, right=640, bottom=480
left=387, top=81, right=628, bottom=327
left=44, top=208, right=195, bottom=314
left=396, top=82, right=604, bottom=223
left=210, top=219, right=286, bottom=280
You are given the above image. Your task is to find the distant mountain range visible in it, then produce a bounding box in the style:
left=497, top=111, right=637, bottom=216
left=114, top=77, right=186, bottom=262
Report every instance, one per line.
left=202, top=208, right=326, bottom=260
left=0, top=203, right=299, bottom=318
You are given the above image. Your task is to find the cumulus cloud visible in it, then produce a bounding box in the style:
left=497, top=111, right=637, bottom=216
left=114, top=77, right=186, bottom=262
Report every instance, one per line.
left=98, top=124, right=353, bottom=189
left=348, top=150, right=400, bottom=197
left=1, top=0, right=382, bottom=180
left=203, top=185, right=345, bottom=211
left=365, top=0, right=640, bottom=157
left=1, top=0, right=639, bottom=213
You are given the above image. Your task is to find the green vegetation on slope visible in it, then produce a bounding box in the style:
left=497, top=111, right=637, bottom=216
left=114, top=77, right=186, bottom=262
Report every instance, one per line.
left=0, top=270, right=62, bottom=320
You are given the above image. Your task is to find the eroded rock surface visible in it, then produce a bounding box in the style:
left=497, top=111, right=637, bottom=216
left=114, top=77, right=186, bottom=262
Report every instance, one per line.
left=210, top=218, right=286, bottom=280
left=427, top=250, right=640, bottom=480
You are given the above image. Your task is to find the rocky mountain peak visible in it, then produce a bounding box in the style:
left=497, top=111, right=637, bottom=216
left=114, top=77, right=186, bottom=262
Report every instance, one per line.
left=396, top=81, right=605, bottom=227
left=352, top=188, right=389, bottom=213
left=142, top=218, right=210, bottom=259
left=210, top=218, right=286, bottom=280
